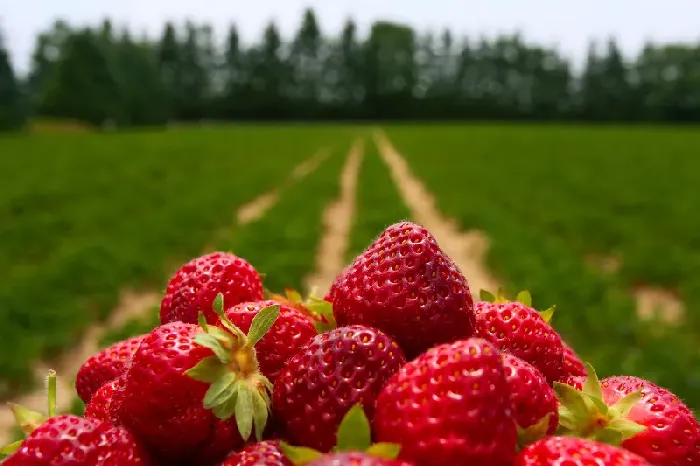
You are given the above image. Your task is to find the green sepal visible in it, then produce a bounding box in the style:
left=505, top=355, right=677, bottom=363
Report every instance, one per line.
left=235, top=383, right=253, bottom=441
left=212, top=389, right=238, bottom=420
left=608, top=390, right=644, bottom=419
left=592, top=427, right=624, bottom=445
left=0, top=440, right=23, bottom=455
left=554, top=382, right=591, bottom=426
left=183, top=356, right=228, bottom=383
left=516, top=412, right=553, bottom=449
left=246, top=305, right=280, bottom=347
left=335, top=404, right=372, bottom=452
left=198, top=312, right=209, bottom=333
left=251, top=388, right=269, bottom=441
left=582, top=363, right=603, bottom=400
left=538, top=306, right=555, bottom=323
left=9, top=403, right=46, bottom=436
left=479, top=289, right=496, bottom=302
left=213, top=293, right=225, bottom=315
left=285, top=287, right=303, bottom=304
left=279, top=442, right=323, bottom=465
left=207, top=326, right=238, bottom=349
left=365, top=443, right=401, bottom=460
left=305, top=297, right=337, bottom=332
left=515, top=290, right=532, bottom=307
left=203, top=372, right=237, bottom=410
left=193, top=334, right=232, bottom=363
left=604, top=417, right=648, bottom=441
left=211, top=293, right=247, bottom=341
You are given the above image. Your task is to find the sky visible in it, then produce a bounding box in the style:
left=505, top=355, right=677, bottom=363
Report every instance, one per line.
left=4, top=0, right=700, bottom=73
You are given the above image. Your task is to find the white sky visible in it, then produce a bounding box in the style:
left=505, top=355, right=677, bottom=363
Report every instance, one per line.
left=4, top=0, right=700, bottom=73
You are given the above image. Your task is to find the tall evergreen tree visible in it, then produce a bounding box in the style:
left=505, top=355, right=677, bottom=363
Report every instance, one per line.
left=0, top=30, right=26, bottom=131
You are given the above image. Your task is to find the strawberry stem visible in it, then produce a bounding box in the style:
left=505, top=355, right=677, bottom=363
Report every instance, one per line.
left=46, top=370, right=56, bottom=418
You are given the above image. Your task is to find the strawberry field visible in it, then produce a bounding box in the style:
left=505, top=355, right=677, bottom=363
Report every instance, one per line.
left=1, top=123, right=699, bottom=464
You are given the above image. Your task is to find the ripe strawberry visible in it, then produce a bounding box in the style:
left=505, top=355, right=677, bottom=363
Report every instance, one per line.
left=114, top=296, right=281, bottom=464
left=560, top=375, right=585, bottom=390
left=84, top=378, right=121, bottom=426
left=1, top=415, right=153, bottom=465
left=560, top=339, right=586, bottom=378
left=221, top=440, right=292, bottom=466
left=515, top=436, right=651, bottom=465
left=330, top=221, right=475, bottom=359
left=281, top=404, right=410, bottom=466
left=305, top=453, right=414, bottom=466
left=75, top=334, right=145, bottom=404
left=160, top=251, right=264, bottom=325
left=225, top=300, right=317, bottom=383
left=500, top=353, right=558, bottom=445
left=273, top=325, right=405, bottom=452
left=555, top=366, right=700, bottom=466
left=474, top=290, right=565, bottom=383
left=373, top=338, right=517, bottom=466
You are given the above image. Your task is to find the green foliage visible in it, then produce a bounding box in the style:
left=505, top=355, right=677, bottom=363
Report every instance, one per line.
left=0, top=126, right=346, bottom=397
left=387, top=123, right=700, bottom=409
left=0, top=30, right=27, bottom=132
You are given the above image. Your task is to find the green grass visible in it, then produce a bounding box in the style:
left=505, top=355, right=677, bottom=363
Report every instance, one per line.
left=346, top=140, right=412, bottom=261
left=384, top=123, right=700, bottom=409
left=0, top=125, right=353, bottom=397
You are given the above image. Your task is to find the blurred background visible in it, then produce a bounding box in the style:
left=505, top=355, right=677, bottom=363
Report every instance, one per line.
left=0, top=0, right=699, bottom=432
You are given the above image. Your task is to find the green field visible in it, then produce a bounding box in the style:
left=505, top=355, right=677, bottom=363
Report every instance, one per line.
left=1, top=123, right=699, bottom=412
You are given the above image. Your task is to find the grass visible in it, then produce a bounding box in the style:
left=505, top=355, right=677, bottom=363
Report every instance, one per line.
left=0, top=125, right=350, bottom=397
left=384, top=123, right=700, bottom=409
left=346, top=139, right=412, bottom=261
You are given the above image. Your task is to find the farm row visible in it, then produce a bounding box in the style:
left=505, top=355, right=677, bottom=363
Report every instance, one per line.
left=0, top=124, right=698, bottom=418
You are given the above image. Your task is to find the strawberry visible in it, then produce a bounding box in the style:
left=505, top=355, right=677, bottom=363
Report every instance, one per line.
left=221, top=440, right=292, bottom=466
left=500, top=353, right=558, bottom=446
left=281, top=404, right=410, bottom=466
left=225, top=300, right=317, bottom=383
left=515, top=436, right=651, bottom=465
left=1, top=415, right=153, bottom=465
left=474, top=289, right=565, bottom=383
left=84, top=378, right=121, bottom=426
left=160, top=251, right=264, bottom=325
left=373, top=338, right=517, bottom=466
left=273, top=325, right=405, bottom=452
left=560, top=375, right=585, bottom=390
left=555, top=365, right=700, bottom=466
left=114, top=295, right=281, bottom=464
left=75, top=334, right=145, bottom=404
left=560, top=339, right=587, bottom=378
left=330, top=221, right=475, bottom=358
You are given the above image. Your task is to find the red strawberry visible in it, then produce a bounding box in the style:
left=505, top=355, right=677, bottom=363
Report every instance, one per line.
left=225, top=300, right=317, bottom=383
left=555, top=366, right=700, bottom=466
left=560, top=375, right=585, bottom=390
left=273, top=325, right=405, bottom=452
left=373, top=338, right=517, bottom=466
left=560, top=339, right=587, bottom=378
left=221, top=440, right=292, bottom=466
left=281, top=404, right=411, bottom=466
left=331, top=221, right=475, bottom=359
left=1, top=414, right=153, bottom=465
left=500, top=353, right=558, bottom=445
left=84, top=378, right=121, bottom=426
left=515, top=436, right=651, bottom=465
left=160, top=251, right=264, bottom=325
left=473, top=290, right=565, bottom=383
left=114, top=296, right=281, bottom=464
left=305, top=453, right=414, bottom=466
left=76, top=334, right=145, bottom=404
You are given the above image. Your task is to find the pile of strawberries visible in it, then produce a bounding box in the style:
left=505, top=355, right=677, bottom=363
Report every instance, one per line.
left=2, top=221, right=699, bottom=465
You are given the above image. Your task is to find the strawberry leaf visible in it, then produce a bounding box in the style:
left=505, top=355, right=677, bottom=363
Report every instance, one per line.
left=203, top=372, right=237, bottom=409
left=235, top=383, right=254, bottom=441
left=479, top=289, right=496, bottom=302
left=194, top=334, right=232, bottom=363
left=246, top=305, right=280, bottom=347
left=184, top=355, right=227, bottom=383
left=365, top=443, right=401, bottom=460
left=279, top=442, right=323, bottom=464
left=335, top=404, right=372, bottom=452
left=516, top=290, right=532, bottom=307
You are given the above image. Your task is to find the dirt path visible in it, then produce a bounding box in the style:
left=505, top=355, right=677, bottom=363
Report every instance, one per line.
left=304, top=139, right=365, bottom=296
left=237, top=149, right=329, bottom=225
left=0, top=148, right=331, bottom=445
left=373, top=130, right=501, bottom=299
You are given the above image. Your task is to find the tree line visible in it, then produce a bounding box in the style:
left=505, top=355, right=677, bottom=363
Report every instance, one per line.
left=1, top=9, right=700, bottom=131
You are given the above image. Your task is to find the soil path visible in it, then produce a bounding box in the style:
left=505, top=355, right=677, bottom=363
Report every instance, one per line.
left=373, top=130, right=501, bottom=299
left=0, top=148, right=330, bottom=445
left=304, top=139, right=365, bottom=296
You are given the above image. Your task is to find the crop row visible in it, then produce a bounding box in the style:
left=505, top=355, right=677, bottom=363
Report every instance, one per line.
left=385, top=124, right=700, bottom=410
left=0, top=126, right=354, bottom=397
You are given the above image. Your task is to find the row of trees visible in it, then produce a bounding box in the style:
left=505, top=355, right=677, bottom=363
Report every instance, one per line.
left=1, top=10, right=700, bottom=130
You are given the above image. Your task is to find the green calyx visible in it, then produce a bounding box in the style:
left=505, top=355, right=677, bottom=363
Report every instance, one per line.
left=0, top=369, right=58, bottom=456
left=267, top=286, right=337, bottom=333
left=516, top=412, right=554, bottom=450
left=184, top=293, right=280, bottom=442
left=554, top=362, right=647, bottom=446
left=479, top=288, right=555, bottom=323
left=279, top=404, right=401, bottom=465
